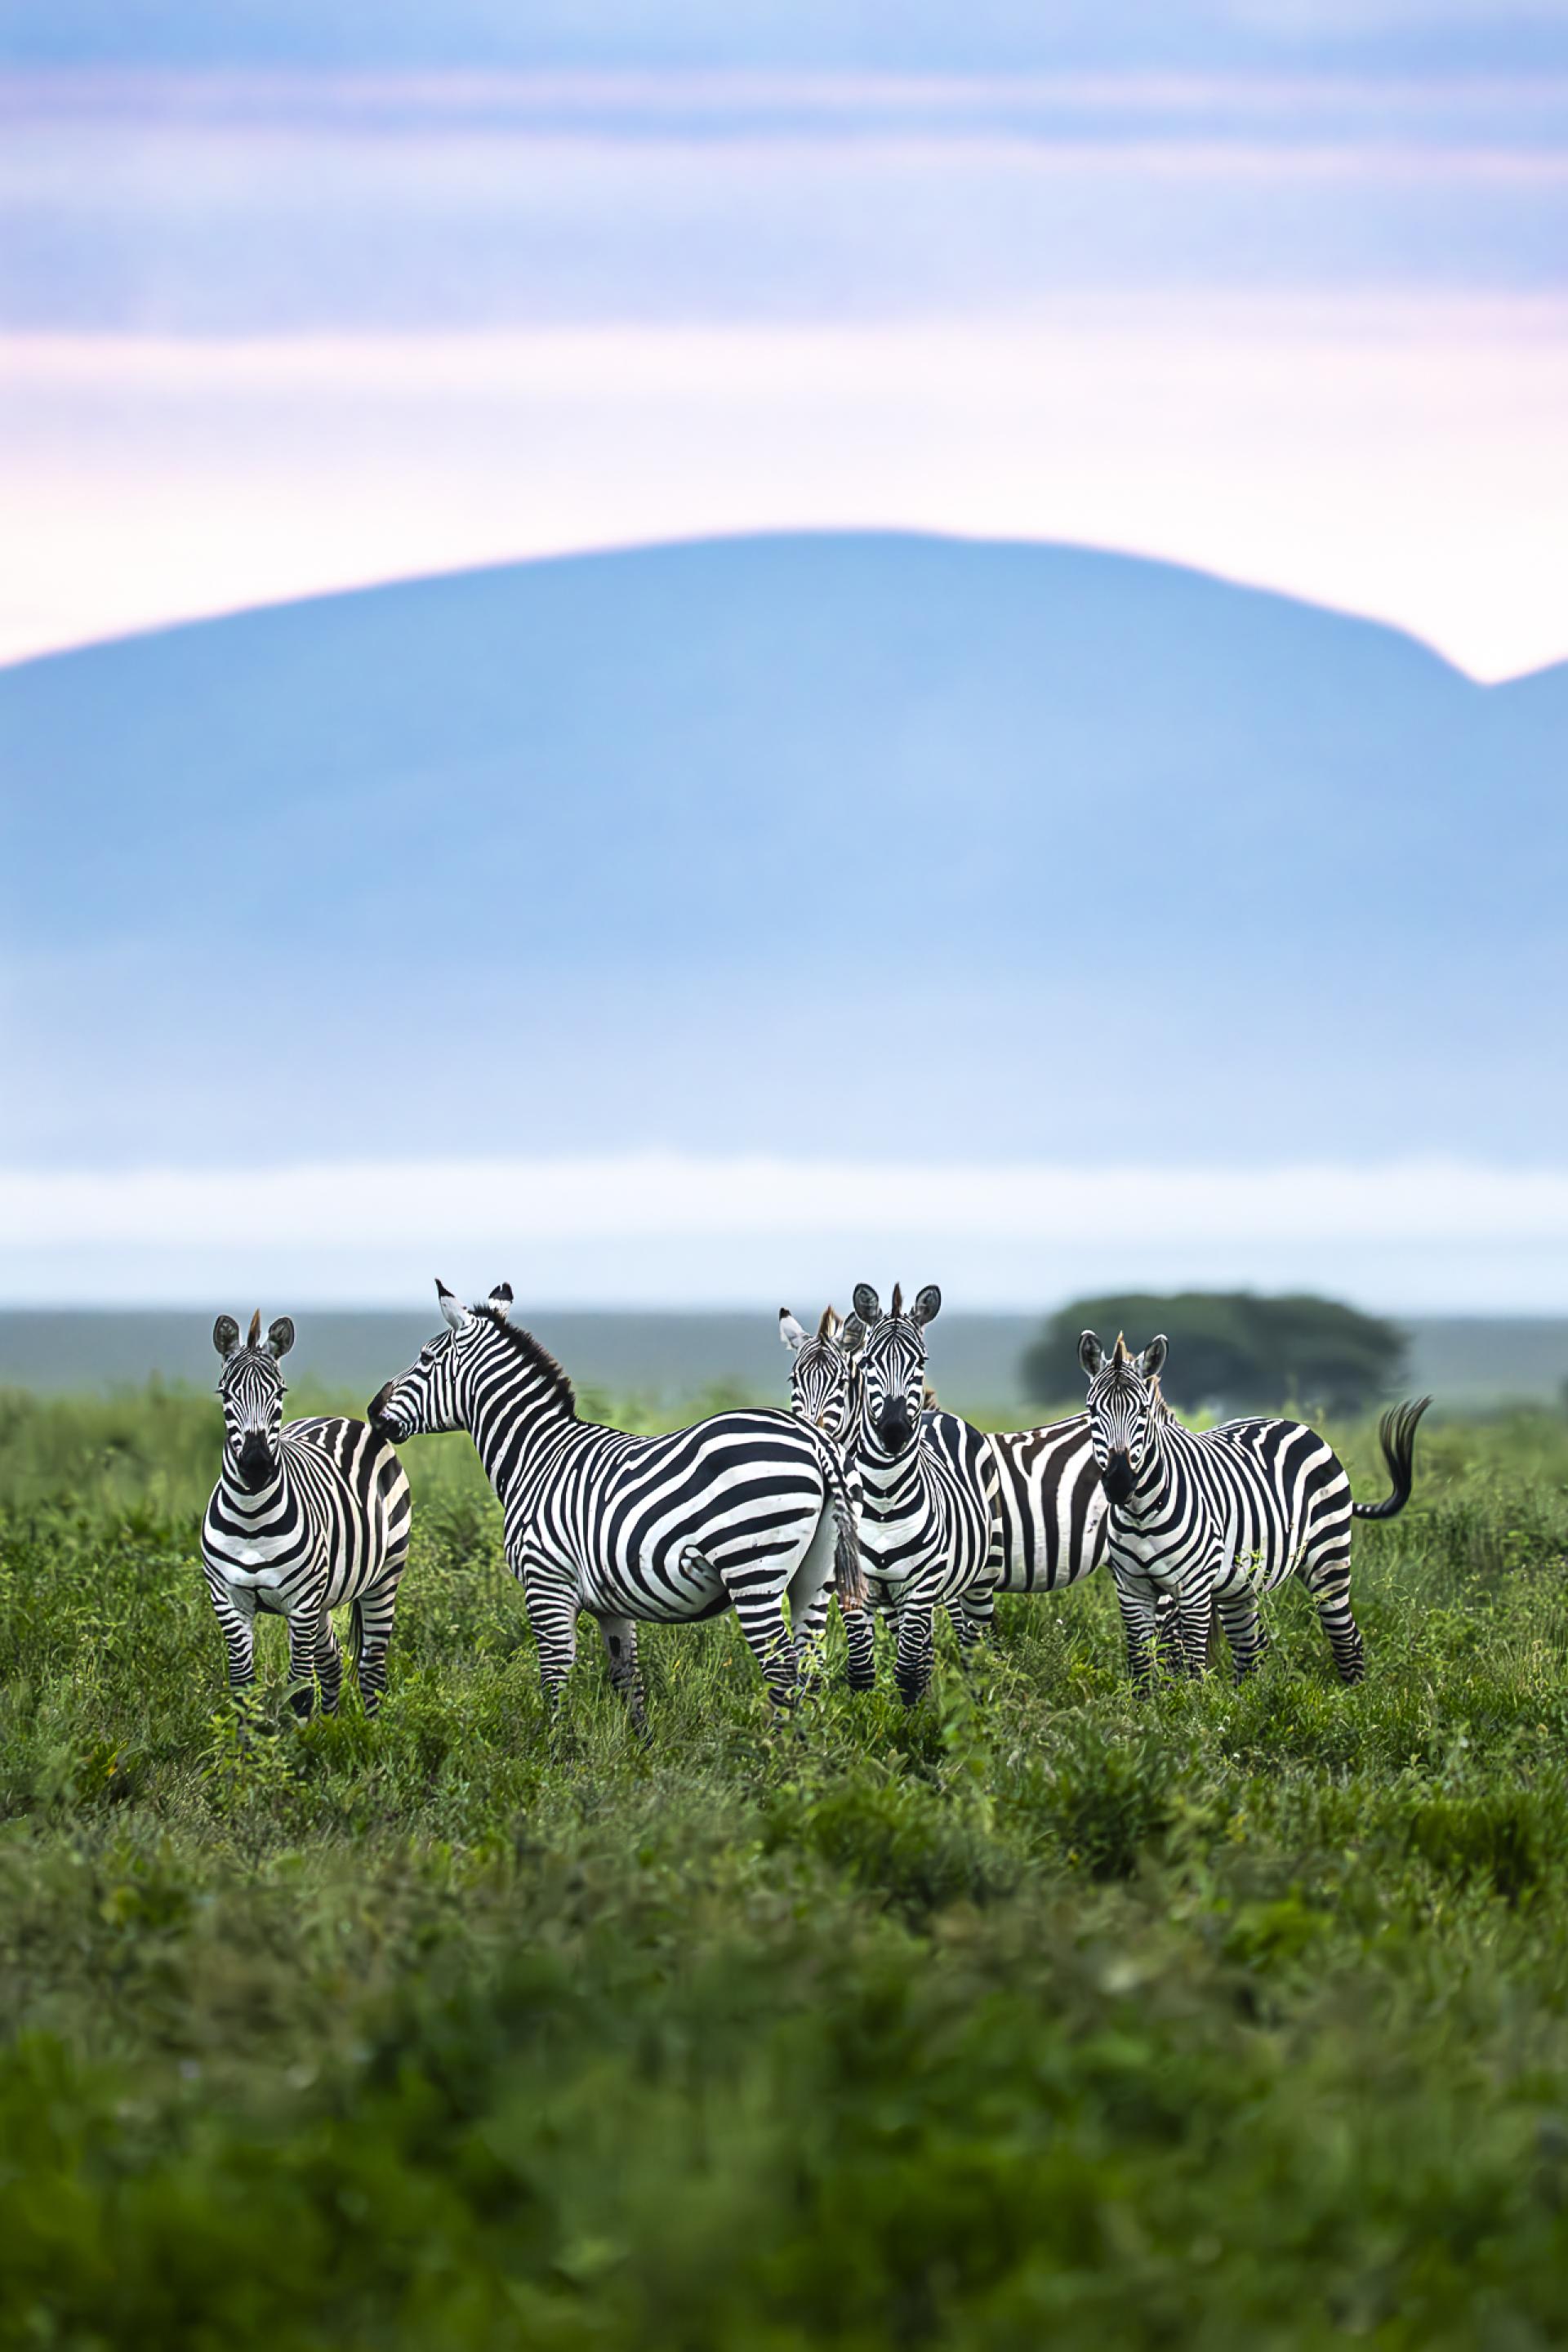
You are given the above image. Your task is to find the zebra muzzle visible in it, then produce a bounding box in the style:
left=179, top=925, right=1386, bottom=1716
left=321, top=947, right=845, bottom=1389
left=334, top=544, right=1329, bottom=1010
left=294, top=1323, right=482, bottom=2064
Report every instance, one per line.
left=1101, top=1451, right=1136, bottom=1505
left=876, top=1399, right=915, bottom=1454
left=236, top=1433, right=275, bottom=1489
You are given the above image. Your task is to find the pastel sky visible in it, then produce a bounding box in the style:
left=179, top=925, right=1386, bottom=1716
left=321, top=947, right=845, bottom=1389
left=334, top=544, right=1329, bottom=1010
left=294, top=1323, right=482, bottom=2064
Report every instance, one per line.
left=5, top=5, right=1567, bottom=1311
left=2, top=38, right=1567, bottom=676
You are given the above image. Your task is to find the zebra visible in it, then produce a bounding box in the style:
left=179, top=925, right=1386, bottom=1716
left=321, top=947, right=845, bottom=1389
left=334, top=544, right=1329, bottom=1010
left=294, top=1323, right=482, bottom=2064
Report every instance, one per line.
left=838, top=1282, right=996, bottom=1704
left=203, top=1312, right=412, bottom=1717
left=1080, top=1329, right=1429, bottom=1690
left=368, top=1282, right=862, bottom=1731
left=778, top=1304, right=858, bottom=1453
left=778, top=1303, right=871, bottom=1678
left=781, top=1298, right=1118, bottom=1680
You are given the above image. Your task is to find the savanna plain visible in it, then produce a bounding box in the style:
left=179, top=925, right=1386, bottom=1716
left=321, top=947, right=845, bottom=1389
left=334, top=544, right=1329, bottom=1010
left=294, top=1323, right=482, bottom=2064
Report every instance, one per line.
left=3, top=1382, right=1568, bottom=2349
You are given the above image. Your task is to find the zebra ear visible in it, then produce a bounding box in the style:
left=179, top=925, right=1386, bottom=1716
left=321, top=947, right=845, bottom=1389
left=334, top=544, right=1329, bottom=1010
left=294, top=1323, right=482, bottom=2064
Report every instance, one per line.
left=852, top=1283, right=880, bottom=1325
left=488, top=1282, right=514, bottom=1318
left=1138, top=1334, right=1169, bottom=1381
left=911, top=1284, right=942, bottom=1328
left=265, top=1316, right=295, bottom=1361
left=436, top=1280, right=472, bottom=1334
left=841, top=1313, right=866, bottom=1353
left=1079, top=1330, right=1105, bottom=1379
left=212, top=1314, right=241, bottom=1361
left=779, top=1309, right=809, bottom=1354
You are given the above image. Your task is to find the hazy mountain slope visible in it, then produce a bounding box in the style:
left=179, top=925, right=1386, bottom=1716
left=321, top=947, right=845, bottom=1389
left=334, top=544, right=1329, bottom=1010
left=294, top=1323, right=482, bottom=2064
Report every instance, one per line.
left=3, top=532, right=1562, bottom=1165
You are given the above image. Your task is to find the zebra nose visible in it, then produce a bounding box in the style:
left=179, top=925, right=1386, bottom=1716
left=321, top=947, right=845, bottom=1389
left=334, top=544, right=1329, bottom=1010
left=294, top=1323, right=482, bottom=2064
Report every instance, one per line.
left=237, top=1432, right=273, bottom=1487
left=877, top=1397, right=915, bottom=1453
left=1102, top=1450, right=1135, bottom=1504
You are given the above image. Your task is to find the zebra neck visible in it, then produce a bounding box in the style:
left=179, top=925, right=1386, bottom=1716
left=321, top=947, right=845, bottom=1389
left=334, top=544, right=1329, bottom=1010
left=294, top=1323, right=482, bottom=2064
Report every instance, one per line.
left=856, top=1437, right=928, bottom=1521
left=466, top=1361, right=572, bottom=1503
left=1111, top=1436, right=1169, bottom=1526
left=217, top=1459, right=293, bottom=1523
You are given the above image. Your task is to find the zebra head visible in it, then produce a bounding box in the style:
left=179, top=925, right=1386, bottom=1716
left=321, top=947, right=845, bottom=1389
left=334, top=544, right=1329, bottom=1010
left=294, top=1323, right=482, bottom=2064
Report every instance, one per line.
left=1080, top=1330, right=1169, bottom=1504
left=213, top=1309, right=294, bottom=1491
left=368, top=1279, right=512, bottom=1441
left=778, top=1303, right=858, bottom=1444
left=850, top=1281, right=940, bottom=1458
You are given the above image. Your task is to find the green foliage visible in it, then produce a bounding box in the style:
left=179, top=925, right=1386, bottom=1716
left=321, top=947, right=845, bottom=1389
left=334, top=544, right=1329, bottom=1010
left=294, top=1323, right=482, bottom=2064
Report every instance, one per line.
left=4, top=1387, right=1568, bottom=2343
left=1023, top=1290, right=1408, bottom=1414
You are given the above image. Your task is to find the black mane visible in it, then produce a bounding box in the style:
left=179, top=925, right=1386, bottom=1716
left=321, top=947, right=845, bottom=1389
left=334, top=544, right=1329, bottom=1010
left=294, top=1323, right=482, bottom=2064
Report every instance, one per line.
left=474, top=1303, right=578, bottom=1419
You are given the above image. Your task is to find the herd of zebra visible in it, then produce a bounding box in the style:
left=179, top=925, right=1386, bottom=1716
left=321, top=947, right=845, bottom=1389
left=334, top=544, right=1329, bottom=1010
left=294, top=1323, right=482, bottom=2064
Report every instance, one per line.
left=202, top=1283, right=1428, bottom=1729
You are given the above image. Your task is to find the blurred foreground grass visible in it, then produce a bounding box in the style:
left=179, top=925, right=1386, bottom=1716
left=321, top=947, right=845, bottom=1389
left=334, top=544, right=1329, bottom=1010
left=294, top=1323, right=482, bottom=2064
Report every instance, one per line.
left=2, top=1383, right=1568, bottom=2348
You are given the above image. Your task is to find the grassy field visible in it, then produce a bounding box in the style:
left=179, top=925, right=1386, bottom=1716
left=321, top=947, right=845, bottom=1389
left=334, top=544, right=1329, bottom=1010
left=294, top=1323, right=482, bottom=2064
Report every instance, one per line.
left=3, top=1383, right=1568, bottom=2348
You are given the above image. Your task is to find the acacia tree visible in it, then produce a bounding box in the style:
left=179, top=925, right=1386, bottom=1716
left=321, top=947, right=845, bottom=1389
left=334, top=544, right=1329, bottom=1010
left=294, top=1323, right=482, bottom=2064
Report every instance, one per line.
left=1022, top=1292, right=1406, bottom=1417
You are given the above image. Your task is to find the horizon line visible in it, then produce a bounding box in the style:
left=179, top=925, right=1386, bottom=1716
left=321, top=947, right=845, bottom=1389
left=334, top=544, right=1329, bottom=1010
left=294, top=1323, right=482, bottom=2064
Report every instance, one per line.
left=0, top=520, right=1530, bottom=687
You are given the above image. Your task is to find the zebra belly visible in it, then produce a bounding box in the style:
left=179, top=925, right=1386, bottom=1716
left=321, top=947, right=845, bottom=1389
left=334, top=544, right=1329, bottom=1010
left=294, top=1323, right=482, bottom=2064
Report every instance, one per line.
left=573, top=1548, right=733, bottom=1625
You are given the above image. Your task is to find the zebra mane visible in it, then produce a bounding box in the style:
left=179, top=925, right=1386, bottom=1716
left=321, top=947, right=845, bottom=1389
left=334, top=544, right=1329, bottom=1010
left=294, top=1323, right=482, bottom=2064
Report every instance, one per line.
left=474, top=1303, right=578, bottom=1419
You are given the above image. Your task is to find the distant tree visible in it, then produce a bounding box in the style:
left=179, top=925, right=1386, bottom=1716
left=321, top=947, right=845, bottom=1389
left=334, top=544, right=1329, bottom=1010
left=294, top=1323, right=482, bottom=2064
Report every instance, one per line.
left=1022, top=1292, right=1406, bottom=1418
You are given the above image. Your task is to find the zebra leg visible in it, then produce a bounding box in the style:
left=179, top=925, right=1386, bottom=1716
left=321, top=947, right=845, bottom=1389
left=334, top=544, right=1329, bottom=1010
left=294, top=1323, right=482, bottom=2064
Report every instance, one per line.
left=893, top=1599, right=937, bottom=1706
left=733, top=1592, right=801, bottom=1710
left=207, top=1578, right=258, bottom=1702
left=596, top=1613, right=651, bottom=1740
left=313, top=1608, right=344, bottom=1716
left=791, top=1584, right=835, bottom=1686
left=955, top=1582, right=996, bottom=1666
left=523, top=1562, right=581, bottom=1717
left=1111, top=1567, right=1164, bottom=1695
left=841, top=1600, right=879, bottom=1691
left=784, top=1500, right=842, bottom=1690
left=1152, top=1588, right=1185, bottom=1675
left=1175, top=1583, right=1218, bottom=1679
left=1300, top=1545, right=1365, bottom=1685
left=1216, top=1585, right=1268, bottom=1681
left=286, top=1606, right=321, bottom=1719
left=352, top=1577, right=402, bottom=1716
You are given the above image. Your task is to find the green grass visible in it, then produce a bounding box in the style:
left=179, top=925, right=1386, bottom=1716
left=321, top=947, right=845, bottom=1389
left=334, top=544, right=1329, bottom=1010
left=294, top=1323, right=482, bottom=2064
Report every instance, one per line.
left=3, top=1386, right=1568, bottom=2348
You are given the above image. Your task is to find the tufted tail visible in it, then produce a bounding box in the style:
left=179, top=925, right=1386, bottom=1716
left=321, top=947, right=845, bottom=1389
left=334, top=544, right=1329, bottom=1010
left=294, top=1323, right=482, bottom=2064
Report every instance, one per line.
left=1352, top=1396, right=1432, bottom=1520
left=818, top=1434, right=865, bottom=1610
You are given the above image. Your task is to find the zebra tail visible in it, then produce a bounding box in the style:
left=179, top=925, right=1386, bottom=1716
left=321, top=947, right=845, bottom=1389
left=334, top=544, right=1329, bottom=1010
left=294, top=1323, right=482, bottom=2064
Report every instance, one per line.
left=821, top=1439, right=866, bottom=1610
left=1352, top=1396, right=1432, bottom=1520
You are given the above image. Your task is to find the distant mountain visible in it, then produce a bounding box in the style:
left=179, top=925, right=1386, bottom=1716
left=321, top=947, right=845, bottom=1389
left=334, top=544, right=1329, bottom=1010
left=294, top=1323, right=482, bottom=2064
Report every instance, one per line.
left=3, top=532, right=1564, bottom=1166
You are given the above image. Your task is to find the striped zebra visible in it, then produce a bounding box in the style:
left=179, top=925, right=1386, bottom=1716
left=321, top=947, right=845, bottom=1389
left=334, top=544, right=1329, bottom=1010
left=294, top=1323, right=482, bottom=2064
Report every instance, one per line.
left=778, top=1304, right=858, bottom=1454
left=781, top=1300, right=1117, bottom=1680
left=368, top=1282, right=862, bottom=1731
left=1081, top=1330, right=1429, bottom=1690
left=840, top=1283, right=996, bottom=1704
left=203, top=1312, right=412, bottom=1717
left=778, top=1303, right=871, bottom=1679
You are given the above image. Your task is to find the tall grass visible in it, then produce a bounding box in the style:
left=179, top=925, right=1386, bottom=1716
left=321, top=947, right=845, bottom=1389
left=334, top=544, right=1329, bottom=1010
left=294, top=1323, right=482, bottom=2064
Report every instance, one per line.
left=2, top=1385, right=1568, bottom=2347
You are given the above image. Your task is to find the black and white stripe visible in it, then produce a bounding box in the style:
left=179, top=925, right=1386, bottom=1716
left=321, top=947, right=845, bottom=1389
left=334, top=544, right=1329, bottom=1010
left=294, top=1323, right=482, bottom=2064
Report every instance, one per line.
left=203, top=1312, right=412, bottom=1716
left=782, top=1303, right=1116, bottom=1673
left=839, top=1282, right=995, bottom=1704
left=1080, top=1329, right=1428, bottom=1690
left=984, top=1415, right=1109, bottom=1599
left=369, top=1282, right=862, bottom=1731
